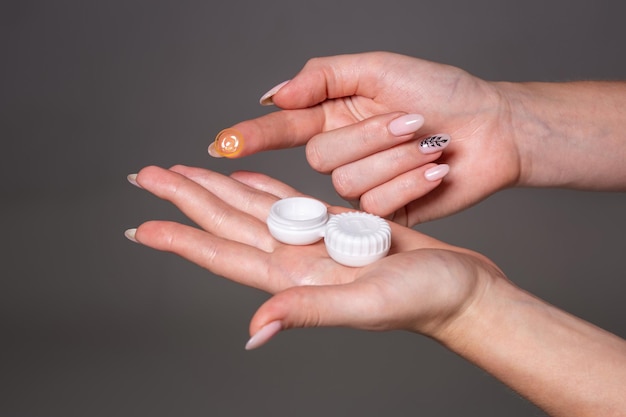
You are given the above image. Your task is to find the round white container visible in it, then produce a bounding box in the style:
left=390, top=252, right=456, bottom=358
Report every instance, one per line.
left=267, top=197, right=391, bottom=267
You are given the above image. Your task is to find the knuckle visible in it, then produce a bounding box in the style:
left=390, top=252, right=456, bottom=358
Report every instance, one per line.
left=209, top=207, right=228, bottom=229
left=199, top=241, right=219, bottom=265
left=304, top=56, right=323, bottom=69
left=360, top=117, right=388, bottom=144
left=331, top=168, right=355, bottom=197
left=168, top=163, right=186, bottom=172
left=305, top=141, right=326, bottom=172
left=397, top=174, right=420, bottom=192
left=358, top=191, right=380, bottom=214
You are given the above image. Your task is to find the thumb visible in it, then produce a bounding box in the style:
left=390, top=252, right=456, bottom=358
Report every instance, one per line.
left=211, top=53, right=393, bottom=158
left=263, top=52, right=384, bottom=109
left=244, top=283, right=384, bottom=350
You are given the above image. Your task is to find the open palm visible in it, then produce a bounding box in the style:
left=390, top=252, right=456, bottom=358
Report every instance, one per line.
left=129, top=165, right=499, bottom=343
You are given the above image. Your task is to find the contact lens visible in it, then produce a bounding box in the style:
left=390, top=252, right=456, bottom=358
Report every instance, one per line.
left=214, top=128, right=244, bottom=157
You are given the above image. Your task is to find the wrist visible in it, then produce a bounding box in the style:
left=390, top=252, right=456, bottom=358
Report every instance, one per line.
left=427, top=258, right=513, bottom=347
left=428, top=256, right=626, bottom=416
left=494, top=80, right=626, bottom=190
left=491, top=81, right=545, bottom=188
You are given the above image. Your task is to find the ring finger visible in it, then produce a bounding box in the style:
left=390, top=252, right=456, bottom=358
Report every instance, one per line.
left=331, top=134, right=449, bottom=200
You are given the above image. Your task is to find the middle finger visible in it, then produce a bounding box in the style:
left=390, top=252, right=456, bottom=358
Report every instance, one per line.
left=135, top=165, right=277, bottom=252
left=331, top=137, right=444, bottom=200
left=169, top=165, right=283, bottom=222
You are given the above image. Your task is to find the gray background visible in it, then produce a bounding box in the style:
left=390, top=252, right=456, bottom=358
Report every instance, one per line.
left=2, top=0, right=625, bottom=416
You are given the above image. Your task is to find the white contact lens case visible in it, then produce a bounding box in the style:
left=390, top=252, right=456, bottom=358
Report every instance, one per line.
left=266, top=197, right=391, bottom=267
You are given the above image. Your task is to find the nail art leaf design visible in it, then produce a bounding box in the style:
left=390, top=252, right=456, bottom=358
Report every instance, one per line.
left=420, top=135, right=449, bottom=149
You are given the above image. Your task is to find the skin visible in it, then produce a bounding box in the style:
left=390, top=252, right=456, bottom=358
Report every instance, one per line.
left=127, top=52, right=626, bottom=415
left=218, top=52, right=626, bottom=225
left=128, top=165, right=626, bottom=417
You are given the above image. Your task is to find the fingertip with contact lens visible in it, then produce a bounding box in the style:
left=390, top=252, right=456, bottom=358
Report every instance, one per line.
left=211, top=128, right=245, bottom=158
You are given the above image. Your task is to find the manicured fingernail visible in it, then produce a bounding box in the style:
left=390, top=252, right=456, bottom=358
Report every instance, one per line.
left=259, top=80, right=289, bottom=106
left=124, top=228, right=138, bottom=243
left=127, top=173, right=142, bottom=188
left=388, top=114, right=424, bottom=136
left=424, top=164, right=450, bottom=182
left=419, top=134, right=450, bottom=154
left=245, top=320, right=282, bottom=350
left=207, top=142, right=223, bottom=158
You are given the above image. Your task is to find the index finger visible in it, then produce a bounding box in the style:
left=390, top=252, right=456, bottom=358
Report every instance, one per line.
left=209, top=107, right=326, bottom=158
left=211, top=92, right=386, bottom=158
left=209, top=53, right=394, bottom=158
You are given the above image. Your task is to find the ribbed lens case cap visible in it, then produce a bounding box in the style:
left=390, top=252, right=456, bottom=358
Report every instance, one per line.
left=267, top=197, right=391, bottom=267
left=324, top=212, right=391, bottom=267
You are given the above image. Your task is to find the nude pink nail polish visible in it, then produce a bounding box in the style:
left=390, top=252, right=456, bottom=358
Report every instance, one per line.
left=124, top=228, right=138, bottom=243
left=388, top=114, right=425, bottom=136
left=424, top=164, right=450, bottom=182
left=259, top=80, right=290, bottom=106
left=127, top=173, right=141, bottom=188
left=245, top=320, right=282, bottom=350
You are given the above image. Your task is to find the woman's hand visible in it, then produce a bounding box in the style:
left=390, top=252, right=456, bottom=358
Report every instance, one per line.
left=212, top=52, right=522, bottom=226
left=126, top=165, right=626, bottom=416
left=127, top=165, right=498, bottom=346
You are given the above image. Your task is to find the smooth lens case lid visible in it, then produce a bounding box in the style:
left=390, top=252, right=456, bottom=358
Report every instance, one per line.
left=266, top=197, right=391, bottom=267
left=266, top=197, right=328, bottom=245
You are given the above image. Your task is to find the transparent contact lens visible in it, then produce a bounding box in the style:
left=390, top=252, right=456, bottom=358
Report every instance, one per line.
left=214, top=128, right=244, bottom=157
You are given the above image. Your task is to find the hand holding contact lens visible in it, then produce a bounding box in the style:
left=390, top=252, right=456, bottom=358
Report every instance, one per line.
left=213, top=128, right=245, bottom=157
